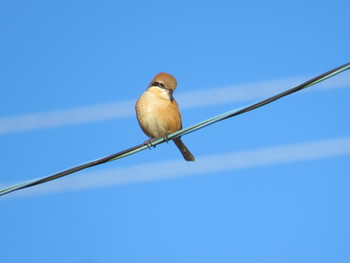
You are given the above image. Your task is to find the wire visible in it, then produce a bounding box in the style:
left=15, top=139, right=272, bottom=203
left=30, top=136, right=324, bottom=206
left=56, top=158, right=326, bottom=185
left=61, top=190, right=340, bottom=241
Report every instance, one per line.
left=1, top=62, right=349, bottom=197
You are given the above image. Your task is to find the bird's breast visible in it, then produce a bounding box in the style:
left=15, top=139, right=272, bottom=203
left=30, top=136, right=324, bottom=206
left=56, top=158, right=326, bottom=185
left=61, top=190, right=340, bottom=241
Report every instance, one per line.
left=136, top=90, right=182, bottom=139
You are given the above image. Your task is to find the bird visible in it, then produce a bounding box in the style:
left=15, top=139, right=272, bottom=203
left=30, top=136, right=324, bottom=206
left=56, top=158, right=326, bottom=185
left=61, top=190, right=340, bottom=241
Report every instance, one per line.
left=135, top=72, right=195, bottom=161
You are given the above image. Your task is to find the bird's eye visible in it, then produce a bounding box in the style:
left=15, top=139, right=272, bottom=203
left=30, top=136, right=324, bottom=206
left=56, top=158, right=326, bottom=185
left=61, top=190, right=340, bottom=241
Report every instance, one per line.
left=159, top=83, right=165, bottom=87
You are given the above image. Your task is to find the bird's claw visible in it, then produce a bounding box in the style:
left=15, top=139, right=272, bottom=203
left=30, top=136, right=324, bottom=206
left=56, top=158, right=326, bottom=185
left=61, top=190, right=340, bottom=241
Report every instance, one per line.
left=144, top=139, right=156, bottom=149
left=164, top=135, right=170, bottom=144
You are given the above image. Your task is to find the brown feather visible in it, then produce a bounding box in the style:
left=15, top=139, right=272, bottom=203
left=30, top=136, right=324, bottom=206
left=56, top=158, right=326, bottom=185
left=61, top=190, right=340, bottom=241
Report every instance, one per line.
left=173, top=138, right=195, bottom=161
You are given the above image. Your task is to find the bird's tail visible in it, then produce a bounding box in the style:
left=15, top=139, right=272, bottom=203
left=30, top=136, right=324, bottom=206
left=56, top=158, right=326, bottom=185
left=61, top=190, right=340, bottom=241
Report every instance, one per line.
left=173, top=137, right=195, bottom=162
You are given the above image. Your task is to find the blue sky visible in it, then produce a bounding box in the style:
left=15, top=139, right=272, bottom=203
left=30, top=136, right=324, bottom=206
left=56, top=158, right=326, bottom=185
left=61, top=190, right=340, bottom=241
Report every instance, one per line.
left=1, top=0, right=350, bottom=262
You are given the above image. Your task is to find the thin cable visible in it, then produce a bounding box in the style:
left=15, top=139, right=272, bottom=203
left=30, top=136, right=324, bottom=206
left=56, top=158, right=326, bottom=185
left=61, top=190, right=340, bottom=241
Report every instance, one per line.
left=1, top=62, right=349, bottom=197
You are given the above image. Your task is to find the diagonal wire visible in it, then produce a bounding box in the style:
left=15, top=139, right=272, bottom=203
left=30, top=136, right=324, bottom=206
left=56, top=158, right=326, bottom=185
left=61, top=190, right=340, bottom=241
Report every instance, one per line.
left=1, top=62, right=349, bottom=197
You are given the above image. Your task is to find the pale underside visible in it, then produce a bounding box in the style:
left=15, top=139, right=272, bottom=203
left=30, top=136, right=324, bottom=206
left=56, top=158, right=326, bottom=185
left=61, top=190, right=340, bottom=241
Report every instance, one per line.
left=135, top=87, right=182, bottom=139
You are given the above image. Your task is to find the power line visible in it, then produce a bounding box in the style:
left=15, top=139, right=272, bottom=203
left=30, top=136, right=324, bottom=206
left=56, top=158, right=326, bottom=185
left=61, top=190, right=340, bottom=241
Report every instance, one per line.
left=0, top=62, right=349, bottom=197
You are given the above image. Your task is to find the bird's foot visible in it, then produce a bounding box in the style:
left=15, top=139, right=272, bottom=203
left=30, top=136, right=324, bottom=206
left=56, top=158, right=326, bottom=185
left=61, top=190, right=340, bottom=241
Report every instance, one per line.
left=164, top=136, right=169, bottom=144
left=144, top=139, right=156, bottom=149
left=164, top=133, right=171, bottom=144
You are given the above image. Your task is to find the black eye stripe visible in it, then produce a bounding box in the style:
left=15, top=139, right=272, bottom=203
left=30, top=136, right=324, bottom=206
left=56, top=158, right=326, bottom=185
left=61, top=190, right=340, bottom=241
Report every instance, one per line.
left=152, top=81, right=167, bottom=89
left=151, top=81, right=173, bottom=100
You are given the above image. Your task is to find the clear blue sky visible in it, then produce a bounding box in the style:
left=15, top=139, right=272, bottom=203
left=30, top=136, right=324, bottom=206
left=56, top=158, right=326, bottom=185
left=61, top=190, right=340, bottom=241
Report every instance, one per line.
left=1, top=0, right=350, bottom=262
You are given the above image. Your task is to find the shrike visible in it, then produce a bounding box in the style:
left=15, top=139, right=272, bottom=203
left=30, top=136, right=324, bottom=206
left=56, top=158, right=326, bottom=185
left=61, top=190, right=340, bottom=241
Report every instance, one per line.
left=135, top=73, right=195, bottom=161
